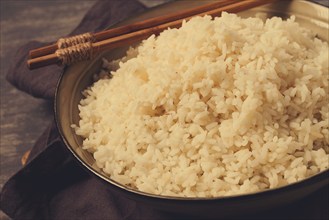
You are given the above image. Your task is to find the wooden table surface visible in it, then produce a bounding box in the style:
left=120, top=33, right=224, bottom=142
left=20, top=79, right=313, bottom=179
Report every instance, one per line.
left=0, top=0, right=328, bottom=219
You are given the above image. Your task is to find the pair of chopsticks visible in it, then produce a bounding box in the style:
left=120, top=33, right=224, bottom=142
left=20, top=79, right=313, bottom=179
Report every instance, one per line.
left=27, top=0, right=276, bottom=70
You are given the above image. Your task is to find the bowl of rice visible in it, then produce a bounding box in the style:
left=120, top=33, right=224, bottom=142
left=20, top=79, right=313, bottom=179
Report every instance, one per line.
left=55, top=0, right=329, bottom=218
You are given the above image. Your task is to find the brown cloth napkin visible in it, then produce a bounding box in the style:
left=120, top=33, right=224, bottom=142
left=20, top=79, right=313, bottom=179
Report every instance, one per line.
left=1, top=0, right=328, bottom=220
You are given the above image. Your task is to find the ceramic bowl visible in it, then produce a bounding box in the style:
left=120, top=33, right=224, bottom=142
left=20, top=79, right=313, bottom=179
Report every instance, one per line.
left=55, top=1, right=329, bottom=218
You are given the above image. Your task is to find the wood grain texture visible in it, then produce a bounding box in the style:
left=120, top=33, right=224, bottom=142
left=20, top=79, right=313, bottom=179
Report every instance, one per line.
left=0, top=0, right=328, bottom=219
left=0, top=0, right=96, bottom=180
left=0, top=1, right=96, bottom=219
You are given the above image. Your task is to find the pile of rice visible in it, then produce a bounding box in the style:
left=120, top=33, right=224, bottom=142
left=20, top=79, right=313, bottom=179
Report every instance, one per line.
left=74, top=13, right=329, bottom=197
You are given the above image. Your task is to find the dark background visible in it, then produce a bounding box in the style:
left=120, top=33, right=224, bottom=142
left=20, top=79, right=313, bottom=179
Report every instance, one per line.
left=0, top=0, right=328, bottom=219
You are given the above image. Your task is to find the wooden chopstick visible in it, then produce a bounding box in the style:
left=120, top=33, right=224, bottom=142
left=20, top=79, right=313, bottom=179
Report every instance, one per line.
left=27, top=0, right=277, bottom=70
left=28, top=0, right=240, bottom=59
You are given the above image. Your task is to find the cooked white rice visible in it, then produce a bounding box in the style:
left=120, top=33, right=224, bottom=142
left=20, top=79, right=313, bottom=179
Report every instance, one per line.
left=74, top=13, right=329, bottom=197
